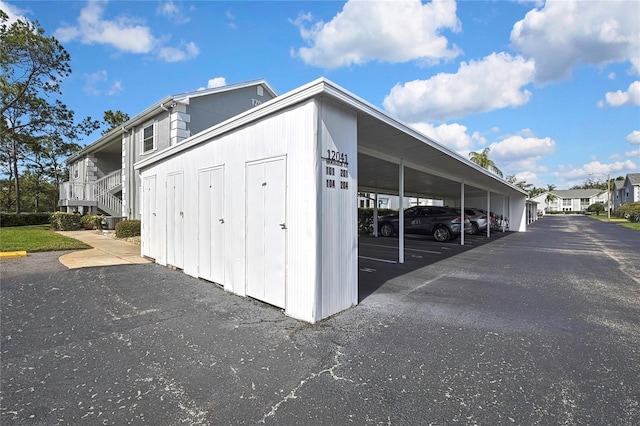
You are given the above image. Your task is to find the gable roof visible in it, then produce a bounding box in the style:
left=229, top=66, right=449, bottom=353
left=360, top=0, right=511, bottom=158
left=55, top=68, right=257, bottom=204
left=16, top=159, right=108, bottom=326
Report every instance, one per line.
left=626, top=173, right=640, bottom=185
left=614, top=179, right=626, bottom=190
left=550, top=189, right=605, bottom=199
left=67, top=79, right=277, bottom=163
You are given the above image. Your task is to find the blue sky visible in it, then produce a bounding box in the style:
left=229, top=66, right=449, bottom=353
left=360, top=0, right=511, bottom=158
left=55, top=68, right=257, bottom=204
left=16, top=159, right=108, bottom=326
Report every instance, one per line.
left=4, top=0, right=639, bottom=189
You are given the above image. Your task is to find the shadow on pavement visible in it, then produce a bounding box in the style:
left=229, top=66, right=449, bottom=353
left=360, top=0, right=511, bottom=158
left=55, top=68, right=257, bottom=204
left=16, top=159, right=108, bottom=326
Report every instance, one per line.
left=358, top=229, right=517, bottom=302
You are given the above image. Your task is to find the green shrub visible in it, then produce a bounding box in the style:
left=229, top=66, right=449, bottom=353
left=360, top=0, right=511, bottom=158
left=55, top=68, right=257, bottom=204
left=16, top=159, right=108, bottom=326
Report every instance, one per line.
left=115, top=219, right=141, bottom=238
left=617, top=203, right=640, bottom=222
left=80, top=214, right=103, bottom=230
left=0, top=213, right=52, bottom=227
left=587, top=203, right=605, bottom=215
left=49, top=212, right=82, bottom=231
left=358, top=208, right=397, bottom=234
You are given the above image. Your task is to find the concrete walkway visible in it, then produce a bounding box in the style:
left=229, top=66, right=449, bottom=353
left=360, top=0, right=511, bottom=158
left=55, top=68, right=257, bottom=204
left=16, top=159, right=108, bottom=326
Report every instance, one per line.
left=57, top=230, right=151, bottom=269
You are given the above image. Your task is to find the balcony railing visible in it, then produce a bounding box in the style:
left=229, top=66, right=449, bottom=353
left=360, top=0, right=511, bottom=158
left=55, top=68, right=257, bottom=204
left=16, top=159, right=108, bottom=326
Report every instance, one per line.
left=59, top=182, right=96, bottom=201
left=59, top=170, right=123, bottom=216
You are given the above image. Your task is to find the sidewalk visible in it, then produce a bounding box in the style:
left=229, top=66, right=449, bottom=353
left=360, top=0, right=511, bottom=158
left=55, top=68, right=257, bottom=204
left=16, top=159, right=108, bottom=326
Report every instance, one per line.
left=57, top=230, right=152, bottom=269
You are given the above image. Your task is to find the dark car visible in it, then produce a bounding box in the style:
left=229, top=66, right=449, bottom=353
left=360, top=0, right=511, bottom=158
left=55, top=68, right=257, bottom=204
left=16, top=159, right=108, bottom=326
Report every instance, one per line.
left=377, top=206, right=470, bottom=242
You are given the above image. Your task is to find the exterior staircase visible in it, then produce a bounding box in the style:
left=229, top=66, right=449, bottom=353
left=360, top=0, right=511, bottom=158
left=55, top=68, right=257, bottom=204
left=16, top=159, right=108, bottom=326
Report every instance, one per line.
left=59, top=170, right=123, bottom=216
left=95, top=170, right=122, bottom=216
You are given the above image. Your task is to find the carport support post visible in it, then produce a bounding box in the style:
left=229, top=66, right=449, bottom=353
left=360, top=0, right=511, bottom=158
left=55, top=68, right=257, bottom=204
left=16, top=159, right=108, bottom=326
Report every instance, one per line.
left=486, top=191, right=491, bottom=238
left=460, top=181, right=465, bottom=246
left=502, top=196, right=507, bottom=232
left=399, top=160, right=405, bottom=264
left=373, top=193, right=378, bottom=237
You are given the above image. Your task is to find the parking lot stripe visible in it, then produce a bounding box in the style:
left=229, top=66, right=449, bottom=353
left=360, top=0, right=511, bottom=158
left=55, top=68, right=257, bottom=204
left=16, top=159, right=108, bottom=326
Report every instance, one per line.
left=358, top=256, right=397, bottom=264
left=359, top=243, right=442, bottom=255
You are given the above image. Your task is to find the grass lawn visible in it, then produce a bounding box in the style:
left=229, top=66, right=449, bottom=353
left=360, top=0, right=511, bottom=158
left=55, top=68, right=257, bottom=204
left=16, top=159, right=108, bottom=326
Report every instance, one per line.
left=588, top=214, right=640, bottom=231
left=0, top=225, right=90, bottom=252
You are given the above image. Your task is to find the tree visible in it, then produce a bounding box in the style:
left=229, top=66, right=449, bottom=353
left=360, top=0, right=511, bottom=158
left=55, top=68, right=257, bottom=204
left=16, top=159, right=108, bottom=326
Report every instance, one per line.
left=0, top=11, right=99, bottom=212
left=102, top=110, right=130, bottom=135
left=506, top=174, right=533, bottom=193
left=469, top=147, right=503, bottom=178
left=587, top=203, right=605, bottom=216
left=545, top=184, right=557, bottom=212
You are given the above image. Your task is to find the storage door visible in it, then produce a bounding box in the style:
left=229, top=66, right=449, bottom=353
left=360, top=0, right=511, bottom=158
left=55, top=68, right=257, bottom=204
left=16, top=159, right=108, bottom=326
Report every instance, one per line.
left=198, top=167, right=225, bottom=285
left=166, top=172, right=184, bottom=269
left=246, top=157, right=286, bottom=308
left=142, top=175, right=156, bottom=259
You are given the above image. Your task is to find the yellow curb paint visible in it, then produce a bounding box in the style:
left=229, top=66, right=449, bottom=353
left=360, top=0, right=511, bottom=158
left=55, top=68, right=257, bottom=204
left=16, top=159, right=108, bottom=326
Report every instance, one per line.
left=0, top=251, right=27, bottom=258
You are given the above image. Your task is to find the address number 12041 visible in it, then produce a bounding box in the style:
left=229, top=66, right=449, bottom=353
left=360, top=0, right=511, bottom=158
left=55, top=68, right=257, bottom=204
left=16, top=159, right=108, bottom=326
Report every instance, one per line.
left=327, top=150, right=348, bottom=164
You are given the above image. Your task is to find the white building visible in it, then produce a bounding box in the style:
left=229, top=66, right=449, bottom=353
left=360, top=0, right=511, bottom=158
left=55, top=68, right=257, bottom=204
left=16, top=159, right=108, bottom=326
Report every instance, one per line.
left=531, top=189, right=607, bottom=214
left=134, top=78, right=528, bottom=323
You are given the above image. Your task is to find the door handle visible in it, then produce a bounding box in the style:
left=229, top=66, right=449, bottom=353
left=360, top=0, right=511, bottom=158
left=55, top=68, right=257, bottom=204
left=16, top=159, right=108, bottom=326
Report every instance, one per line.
left=219, top=218, right=224, bottom=224
left=280, top=223, right=286, bottom=229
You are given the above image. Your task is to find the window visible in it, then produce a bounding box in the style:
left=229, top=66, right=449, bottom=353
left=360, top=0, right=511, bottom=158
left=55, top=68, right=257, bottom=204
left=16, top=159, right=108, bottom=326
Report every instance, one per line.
left=562, top=199, right=571, bottom=206
left=141, top=122, right=156, bottom=153
left=73, top=164, right=79, bottom=179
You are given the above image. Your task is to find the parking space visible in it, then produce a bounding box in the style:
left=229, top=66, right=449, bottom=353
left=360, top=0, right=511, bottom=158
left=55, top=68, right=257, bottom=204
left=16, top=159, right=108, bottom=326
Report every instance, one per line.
left=358, top=231, right=513, bottom=301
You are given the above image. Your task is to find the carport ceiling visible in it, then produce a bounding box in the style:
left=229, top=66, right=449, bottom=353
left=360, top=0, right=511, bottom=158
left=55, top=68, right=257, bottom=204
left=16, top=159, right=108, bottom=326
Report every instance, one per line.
left=355, top=110, right=522, bottom=200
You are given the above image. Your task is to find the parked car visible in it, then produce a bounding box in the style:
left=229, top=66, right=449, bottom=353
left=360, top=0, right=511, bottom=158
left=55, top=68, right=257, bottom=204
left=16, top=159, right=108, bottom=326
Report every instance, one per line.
left=455, top=208, right=489, bottom=235
left=378, top=206, right=471, bottom=242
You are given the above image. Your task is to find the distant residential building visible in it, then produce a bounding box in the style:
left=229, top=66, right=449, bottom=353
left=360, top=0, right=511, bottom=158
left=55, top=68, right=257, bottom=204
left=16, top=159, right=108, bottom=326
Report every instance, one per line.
left=530, top=188, right=607, bottom=214
left=612, top=173, right=640, bottom=211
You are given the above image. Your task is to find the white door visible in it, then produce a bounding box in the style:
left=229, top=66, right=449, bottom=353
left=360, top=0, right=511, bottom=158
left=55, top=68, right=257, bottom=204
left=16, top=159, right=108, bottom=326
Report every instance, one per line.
left=142, top=175, right=156, bottom=259
left=198, top=167, right=225, bottom=285
left=166, top=172, right=184, bottom=268
left=246, top=157, right=286, bottom=308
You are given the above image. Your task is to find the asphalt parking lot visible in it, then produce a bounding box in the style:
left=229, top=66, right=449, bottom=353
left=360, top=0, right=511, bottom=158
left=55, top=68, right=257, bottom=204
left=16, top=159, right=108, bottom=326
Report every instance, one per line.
left=1, top=215, right=639, bottom=425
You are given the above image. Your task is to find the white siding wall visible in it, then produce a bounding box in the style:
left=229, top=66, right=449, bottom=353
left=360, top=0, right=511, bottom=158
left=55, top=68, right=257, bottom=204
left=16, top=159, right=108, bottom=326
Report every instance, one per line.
left=140, top=100, right=321, bottom=322
left=318, top=98, right=358, bottom=320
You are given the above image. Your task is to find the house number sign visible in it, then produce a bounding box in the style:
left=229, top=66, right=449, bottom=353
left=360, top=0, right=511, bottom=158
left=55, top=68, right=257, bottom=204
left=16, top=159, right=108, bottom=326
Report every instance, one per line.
left=323, top=150, right=349, bottom=190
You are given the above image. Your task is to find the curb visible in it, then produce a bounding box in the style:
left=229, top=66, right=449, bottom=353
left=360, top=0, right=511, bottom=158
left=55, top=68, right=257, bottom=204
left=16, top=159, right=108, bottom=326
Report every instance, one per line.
left=0, top=251, right=28, bottom=258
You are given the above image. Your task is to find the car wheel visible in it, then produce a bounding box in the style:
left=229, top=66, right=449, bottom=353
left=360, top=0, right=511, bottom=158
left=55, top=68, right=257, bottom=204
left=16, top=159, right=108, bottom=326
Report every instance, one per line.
left=432, top=226, right=450, bottom=242
left=379, top=222, right=394, bottom=237
left=470, top=222, right=479, bottom=235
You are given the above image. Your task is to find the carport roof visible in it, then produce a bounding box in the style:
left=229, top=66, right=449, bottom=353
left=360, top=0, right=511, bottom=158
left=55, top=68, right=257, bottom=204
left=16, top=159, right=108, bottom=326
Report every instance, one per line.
left=135, top=77, right=527, bottom=199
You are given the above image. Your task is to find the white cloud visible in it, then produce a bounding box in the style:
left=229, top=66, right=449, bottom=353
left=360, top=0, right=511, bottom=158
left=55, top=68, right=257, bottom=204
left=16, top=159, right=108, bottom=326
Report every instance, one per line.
left=54, top=0, right=198, bottom=62
left=383, top=52, right=535, bottom=122
left=206, top=77, right=227, bottom=88
left=293, top=0, right=461, bottom=68
left=55, top=0, right=156, bottom=53
left=409, top=122, right=483, bottom=156
left=84, top=69, right=122, bottom=95
left=489, top=135, right=556, bottom=163
left=107, top=80, right=123, bottom=96
left=226, top=9, right=237, bottom=29
left=557, top=160, right=637, bottom=184
left=599, top=81, right=640, bottom=107
left=197, top=77, right=227, bottom=91
left=0, top=0, right=28, bottom=23
left=157, top=41, right=199, bottom=63
left=627, top=130, right=640, bottom=144
left=157, top=0, right=190, bottom=24
left=511, top=0, right=640, bottom=83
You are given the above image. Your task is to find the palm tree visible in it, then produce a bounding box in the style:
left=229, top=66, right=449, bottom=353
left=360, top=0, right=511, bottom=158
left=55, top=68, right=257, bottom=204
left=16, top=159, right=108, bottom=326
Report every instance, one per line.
left=468, top=147, right=503, bottom=178
left=545, top=184, right=557, bottom=213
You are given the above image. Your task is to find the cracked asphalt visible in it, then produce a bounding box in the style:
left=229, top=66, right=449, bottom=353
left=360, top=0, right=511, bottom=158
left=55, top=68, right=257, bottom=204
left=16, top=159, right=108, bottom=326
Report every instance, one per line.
left=1, top=215, right=639, bottom=425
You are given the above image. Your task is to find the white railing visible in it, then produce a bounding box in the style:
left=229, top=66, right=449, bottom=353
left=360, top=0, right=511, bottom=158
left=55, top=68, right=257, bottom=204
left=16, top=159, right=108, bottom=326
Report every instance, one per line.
left=59, top=182, right=95, bottom=201
left=97, top=191, right=122, bottom=216
left=96, top=170, right=122, bottom=194
left=59, top=169, right=123, bottom=216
